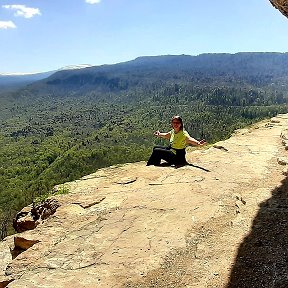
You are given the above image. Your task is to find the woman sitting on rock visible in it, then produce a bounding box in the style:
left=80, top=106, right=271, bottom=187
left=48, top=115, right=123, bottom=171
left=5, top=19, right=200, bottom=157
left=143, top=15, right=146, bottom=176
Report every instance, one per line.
left=147, top=115, right=206, bottom=167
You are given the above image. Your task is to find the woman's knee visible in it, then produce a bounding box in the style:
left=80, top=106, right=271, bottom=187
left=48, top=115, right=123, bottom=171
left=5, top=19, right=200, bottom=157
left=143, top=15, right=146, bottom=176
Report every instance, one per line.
left=153, top=145, right=165, bottom=151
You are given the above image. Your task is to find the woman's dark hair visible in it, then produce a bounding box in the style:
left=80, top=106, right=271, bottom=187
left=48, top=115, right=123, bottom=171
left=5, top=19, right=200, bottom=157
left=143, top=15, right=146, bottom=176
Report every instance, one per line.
left=171, top=115, right=184, bottom=131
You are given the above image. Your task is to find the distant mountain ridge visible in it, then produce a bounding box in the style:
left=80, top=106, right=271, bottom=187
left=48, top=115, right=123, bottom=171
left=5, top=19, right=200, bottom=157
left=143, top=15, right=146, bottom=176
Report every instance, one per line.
left=2, top=52, right=288, bottom=102
left=21, top=52, right=288, bottom=98
left=0, top=71, right=55, bottom=92
left=0, top=64, right=92, bottom=92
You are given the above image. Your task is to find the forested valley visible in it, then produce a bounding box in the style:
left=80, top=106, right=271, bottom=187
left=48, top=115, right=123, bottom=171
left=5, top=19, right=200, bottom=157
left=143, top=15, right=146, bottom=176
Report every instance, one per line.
left=1, top=52, right=288, bottom=238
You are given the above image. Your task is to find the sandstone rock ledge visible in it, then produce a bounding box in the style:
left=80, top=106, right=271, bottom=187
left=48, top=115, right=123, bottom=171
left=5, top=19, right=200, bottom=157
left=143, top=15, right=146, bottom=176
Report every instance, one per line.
left=2, top=114, right=288, bottom=287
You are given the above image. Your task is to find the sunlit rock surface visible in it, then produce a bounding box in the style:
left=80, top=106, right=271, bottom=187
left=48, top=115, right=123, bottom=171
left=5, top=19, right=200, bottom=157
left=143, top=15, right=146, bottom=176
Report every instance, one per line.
left=2, top=114, right=288, bottom=287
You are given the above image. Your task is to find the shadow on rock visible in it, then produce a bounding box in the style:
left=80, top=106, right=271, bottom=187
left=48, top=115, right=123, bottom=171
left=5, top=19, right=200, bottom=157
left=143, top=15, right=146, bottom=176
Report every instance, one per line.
left=226, top=176, right=288, bottom=288
left=157, top=162, right=211, bottom=172
left=185, top=163, right=210, bottom=172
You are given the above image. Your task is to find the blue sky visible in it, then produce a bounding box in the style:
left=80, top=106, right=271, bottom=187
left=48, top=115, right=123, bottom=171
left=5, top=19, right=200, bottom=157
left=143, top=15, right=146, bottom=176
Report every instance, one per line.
left=0, top=0, right=288, bottom=73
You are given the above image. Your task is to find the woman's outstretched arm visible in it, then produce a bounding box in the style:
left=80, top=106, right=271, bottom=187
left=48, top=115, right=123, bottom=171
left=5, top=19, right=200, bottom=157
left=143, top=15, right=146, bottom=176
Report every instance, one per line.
left=154, top=130, right=171, bottom=139
left=186, top=136, right=207, bottom=146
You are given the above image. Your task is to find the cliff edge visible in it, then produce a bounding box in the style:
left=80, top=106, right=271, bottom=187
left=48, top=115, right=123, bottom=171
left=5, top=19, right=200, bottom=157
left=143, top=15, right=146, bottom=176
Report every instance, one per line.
left=1, top=114, right=288, bottom=288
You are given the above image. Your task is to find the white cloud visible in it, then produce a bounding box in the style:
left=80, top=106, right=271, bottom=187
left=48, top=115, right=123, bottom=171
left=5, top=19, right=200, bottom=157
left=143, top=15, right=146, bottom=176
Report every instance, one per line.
left=85, top=0, right=101, bottom=4
left=2, top=5, right=41, bottom=19
left=0, top=20, right=16, bottom=29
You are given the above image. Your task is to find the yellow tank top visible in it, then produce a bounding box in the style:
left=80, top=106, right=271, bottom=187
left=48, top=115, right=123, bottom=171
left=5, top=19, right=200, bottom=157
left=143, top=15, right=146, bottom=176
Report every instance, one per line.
left=170, top=129, right=190, bottom=150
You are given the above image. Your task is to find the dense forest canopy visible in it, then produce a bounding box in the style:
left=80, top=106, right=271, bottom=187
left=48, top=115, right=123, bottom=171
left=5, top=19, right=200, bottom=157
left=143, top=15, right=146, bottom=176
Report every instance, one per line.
left=1, top=52, right=288, bottom=238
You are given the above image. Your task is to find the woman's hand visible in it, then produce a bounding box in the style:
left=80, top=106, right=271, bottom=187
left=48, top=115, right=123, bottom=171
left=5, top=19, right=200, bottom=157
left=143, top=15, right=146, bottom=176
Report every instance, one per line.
left=154, top=130, right=161, bottom=137
left=198, top=139, right=207, bottom=146
left=186, top=136, right=207, bottom=146
left=154, top=131, right=171, bottom=139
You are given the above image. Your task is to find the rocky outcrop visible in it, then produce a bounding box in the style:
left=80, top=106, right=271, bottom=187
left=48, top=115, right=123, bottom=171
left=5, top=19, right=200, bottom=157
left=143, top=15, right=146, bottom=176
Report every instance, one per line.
left=1, top=114, right=288, bottom=287
left=13, top=199, right=61, bottom=233
left=270, top=0, right=288, bottom=18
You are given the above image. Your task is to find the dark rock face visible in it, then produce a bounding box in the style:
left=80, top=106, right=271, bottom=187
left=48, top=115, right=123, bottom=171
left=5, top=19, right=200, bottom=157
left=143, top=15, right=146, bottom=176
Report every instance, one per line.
left=270, top=0, right=288, bottom=18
